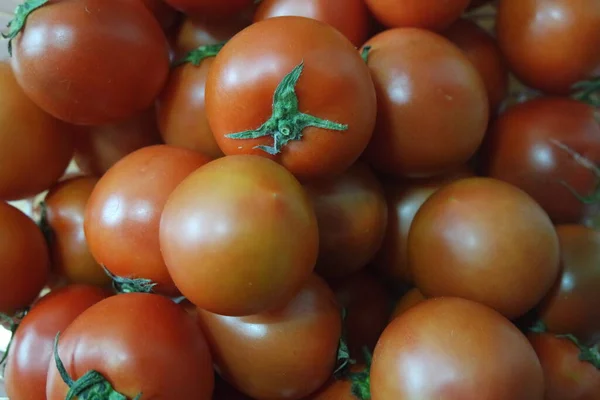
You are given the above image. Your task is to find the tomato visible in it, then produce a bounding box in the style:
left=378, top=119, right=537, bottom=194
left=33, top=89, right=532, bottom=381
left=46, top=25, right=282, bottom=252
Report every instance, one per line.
left=0, top=61, right=75, bottom=201
left=139, top=0, right=178, bottom=31
left=389, top=287, right=426, bottom=321
left=46, top=293, right=214, bottom=399
left=361, top=28, right=489, bottom=178
left=496, top=0, right=600, bottom=95
left=483, top=97, right=600, bottom=224
left=304, top=163, right=387, bottom=279
left=306, top=364, right=369, bottom=400
left=164, top=0, right=254, bottom=19
left=160, top=155, right=318, bottom=316
left=206, top=16, right=377, bottom=182
left=4, top=284, right=109, bottom=400
left=253, top=0, right=369, bottom=47
left=408, top=177, right=560, bottom=319
left=84, top=145, right=210, bottom=296
left=371, top=297, right=545, bottom=400
left=0, top=201, right=50, bottom=314
left=8, top=0, right=170, bottom=125
left=365, top=0, right=470, bottom=31
left=196, top=274, right=342, bottom=400
left=537, top=225, right=600, bottom=346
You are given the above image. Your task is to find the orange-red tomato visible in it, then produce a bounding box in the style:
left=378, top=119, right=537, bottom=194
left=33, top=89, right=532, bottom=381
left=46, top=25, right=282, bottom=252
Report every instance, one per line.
left=164, top=0, right=254, bottom=19
left=389, top=287, right=426, bottom=321
left=365, top=0, right=470, bottom=31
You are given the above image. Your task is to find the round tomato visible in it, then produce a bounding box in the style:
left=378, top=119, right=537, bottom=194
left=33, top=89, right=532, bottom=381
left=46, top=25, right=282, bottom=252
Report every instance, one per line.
left=361, top=28, right=489, bottom=178
left=389, top=287, right=426, bottom=321
left=164, top=0, right=254, bottom=19
left=4, top=284, right=109, bottom=400
left=408, top=177, right=560, bottom=319
left=160, top=155, right=318, bottom=316
left=8, top=0, right=170, bottom=125
left=196, top=274, right=342, bottom=400
left=46, top=293, right=214, bottom=399
left=371, top=297, right=544, bottom=400
left=206, top=16, right=377, bottom=182
left=365, top=0, right=470, bottom=31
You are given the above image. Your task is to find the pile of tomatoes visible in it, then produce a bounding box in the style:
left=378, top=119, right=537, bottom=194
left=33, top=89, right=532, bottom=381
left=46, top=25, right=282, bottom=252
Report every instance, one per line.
left=0, top=0, right=599, bottom=399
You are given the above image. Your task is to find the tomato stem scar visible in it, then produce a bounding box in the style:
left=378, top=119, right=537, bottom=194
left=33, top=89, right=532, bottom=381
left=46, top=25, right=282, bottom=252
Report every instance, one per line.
left=172, top=42, right=226, bottom=68
left=2, top=0, right=49, bottom=56
left=101, top=265, right=157, bottom=294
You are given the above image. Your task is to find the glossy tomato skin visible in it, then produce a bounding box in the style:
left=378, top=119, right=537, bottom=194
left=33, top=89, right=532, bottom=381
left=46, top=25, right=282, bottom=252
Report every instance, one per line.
left=0, top=62, right=75, bottom=201
left=254, top=0, right=369, bottom=47
left=408, top=177, right=560, bottom=319
left=304, top=163, right=387, bottom=278
left=206, top=17, right=377, bottom=182
left=365, top=0, right=470, bottom=31
left=10, top=0, right=170, bottom=125
left=389, top=287, right=426, bottom=321
left=84, top=145, right=210, bottom=295
left=160, top=155, right=319, bottom=316
left=484, top=97, right=600, bottom=224
left=46, top=293, right=214, bottom=399
left=196, top=274, right=342, bottom=400
left=164, top=0, right=253, bottom=19
left=0, top=202, right=50, bottom=314
left=361, top=28, right=489, bottom=178
left=496, top=0, right=600, bottom=94
left=371, top=297, right=545, bottom=400
left=4, top=284, right=109, bottom=400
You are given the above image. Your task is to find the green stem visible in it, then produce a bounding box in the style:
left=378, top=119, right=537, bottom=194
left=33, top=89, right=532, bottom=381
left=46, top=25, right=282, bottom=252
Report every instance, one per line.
left=529, top=320, right=547, bottom=334
left=572, top=77, right=600, bottom=107
left=101, top=266, right=156, bottom=294
left=350, top=347, right=372, bottom=400
left=2, top=0, right=49, bottom=56
left=333, top=308, right=355, bottom=379
left=555, top=333, right=600, bottom=369
left=172, top=42, right=226, bottom=68
left=361, top=46, right=372, bottom=64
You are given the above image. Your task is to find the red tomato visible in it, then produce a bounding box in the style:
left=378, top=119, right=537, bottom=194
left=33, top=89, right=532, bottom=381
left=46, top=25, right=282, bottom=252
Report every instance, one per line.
left=4, top=284, right=109, bottom=400
left=196, top=274, right=342, bottom=400
left=371, top=297, right=544, bottom=400
left=160, top=155, right=318, bottom=316
left=46, top=293, right=214, bottom=399
left=306, top=364, right=369, bottom=400
left=365, top=0, right=470, bottom=31
left=8, top=0, right=170, bottom=125
left=361, top=28, right=489, bottom=178
left=164, top=0, right=254, bottom=19
left=84, top=145, right=210, bottom=296
left=389, top=287, right=426, bottom=321
left=206, top=17, right=377, bottom=182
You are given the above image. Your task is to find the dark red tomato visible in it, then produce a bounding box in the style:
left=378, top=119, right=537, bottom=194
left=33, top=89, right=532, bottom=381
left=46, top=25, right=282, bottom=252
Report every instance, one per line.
left=0, top=62, right=75, bottom=201
left=361, top=28, right=489, bottom=178
left=371, top=297, right=544, bottom=400
left=84, top=145, right=210, bottom=296
left=365, top=0, right=470, bottom=30
left=8, top=0, right=170, bottom=125
left=206, top=17, right=377, bottom=182
left=164, top=0, right=254, bottom=19
left=160, top=155, right=318, bottom=316
left=196, top=274, right=342, bottom=400
left=389, top=287, right=426, bottom=321
left=254, top=0, right=369, bottom=47
left=0, top=202, right=50, bottom=314
left=496, top=0, right=600, bottom=94
left=139, top=0, right=178, bottom=31
left=4, top=284, right=109, bottom=400
left=304, top=163, right=387, bottom=279
left=305, top=364, right=368, bottom=400
left=483, top=97, right=600, bottom=224
left=538, top=225, right=600, bottom=346
left=46, top=293, right=214, bottom=399
left=408, top=177, right=560, bottom=319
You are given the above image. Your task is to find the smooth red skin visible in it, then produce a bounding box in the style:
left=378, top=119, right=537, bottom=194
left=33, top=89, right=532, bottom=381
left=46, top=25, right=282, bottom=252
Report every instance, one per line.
left=365, top=0, right=470, bottom=31
left=496, top=0, right=600, bottom=94
left=10, top=0, right=170, bottom=125
left=483, top=97, right=600, bottom=224
left=305, top=163, right=387, bottom=279
left=196, top=274, right=342, bottom=400
left=528, top=333, right=600, bottom=400
left=46, top=293, right=215, bottom=399
left=0, top=62, right=75, bottom=201
left=139, top=0, right=178, bottom=31
left=164, top=0, right=253, bottom=18
left=390, top=287, right=426, bottom=321
left=157, top=58, right=224, bottom=159
left=206, top=17, right=377, bottom=182
left=371, top=297, right=545, bottom=400
left=160, top=155, right=319, bottom=316
left=361, top=28, right=489, bottom=178
left=0, top=202, right=50, bottom=314
left=409, top=177, right=560, bottom=319
left=254, top=0, right=369, bottom=47
left=4, top=285, right=109, bottom=400
left=538, top=225, right=600, bottom=346
left=305, top=364, right=366, bottom=400
left=84, top=145, right=210, bottom=295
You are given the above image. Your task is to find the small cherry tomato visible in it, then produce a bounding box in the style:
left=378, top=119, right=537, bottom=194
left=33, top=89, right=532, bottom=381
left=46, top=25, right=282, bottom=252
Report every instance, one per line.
left=365, top=0, right=470, bottom=31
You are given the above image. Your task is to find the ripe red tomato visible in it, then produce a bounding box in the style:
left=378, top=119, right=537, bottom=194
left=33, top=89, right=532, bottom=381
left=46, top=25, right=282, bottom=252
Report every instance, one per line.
left=196, top=274, right=342, bottom=400
left=160, top=155, right=318, bottom=316
left=365, top=0, right=470, bottom=31
left=496, top=0, right=600, bottom=94
left=371, top=297, right=545, bottom=400
left=8, top=0, right=170, bottom=125
left=306, top=364, right=369, bottom=400
left=361, top=28, right=489, bottom=178
left=46, top=293, right=214, bottom=399
left=4, top=284, right=109, bottom=400
left=390, top=287, right=426, bottom=321
left=206, top=17, right=377, bottom=182
left=164, top=0, right=254, bottom=18
left=84, top=145, right=210, bottom=296
left=408, top=177, right=560, bottom=319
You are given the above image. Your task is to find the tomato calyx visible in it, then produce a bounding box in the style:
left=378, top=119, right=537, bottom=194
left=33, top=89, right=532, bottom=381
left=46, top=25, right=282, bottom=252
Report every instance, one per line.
left=334, top=308, right=355, bottom=378
left=555, top=333, right=600, bottom=370
left=172, top=43, right=226, bottom=68
left=101, top=266, right=157, bottom=294
left=572, top=77, right=600, bottom=107
left=349, top=349, right=372, bottom=400
left=224, top=61, right=349, bottom=155
left=361, top=46, right=372, bottom=64
left=2, top=0, right=49, bottom=56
